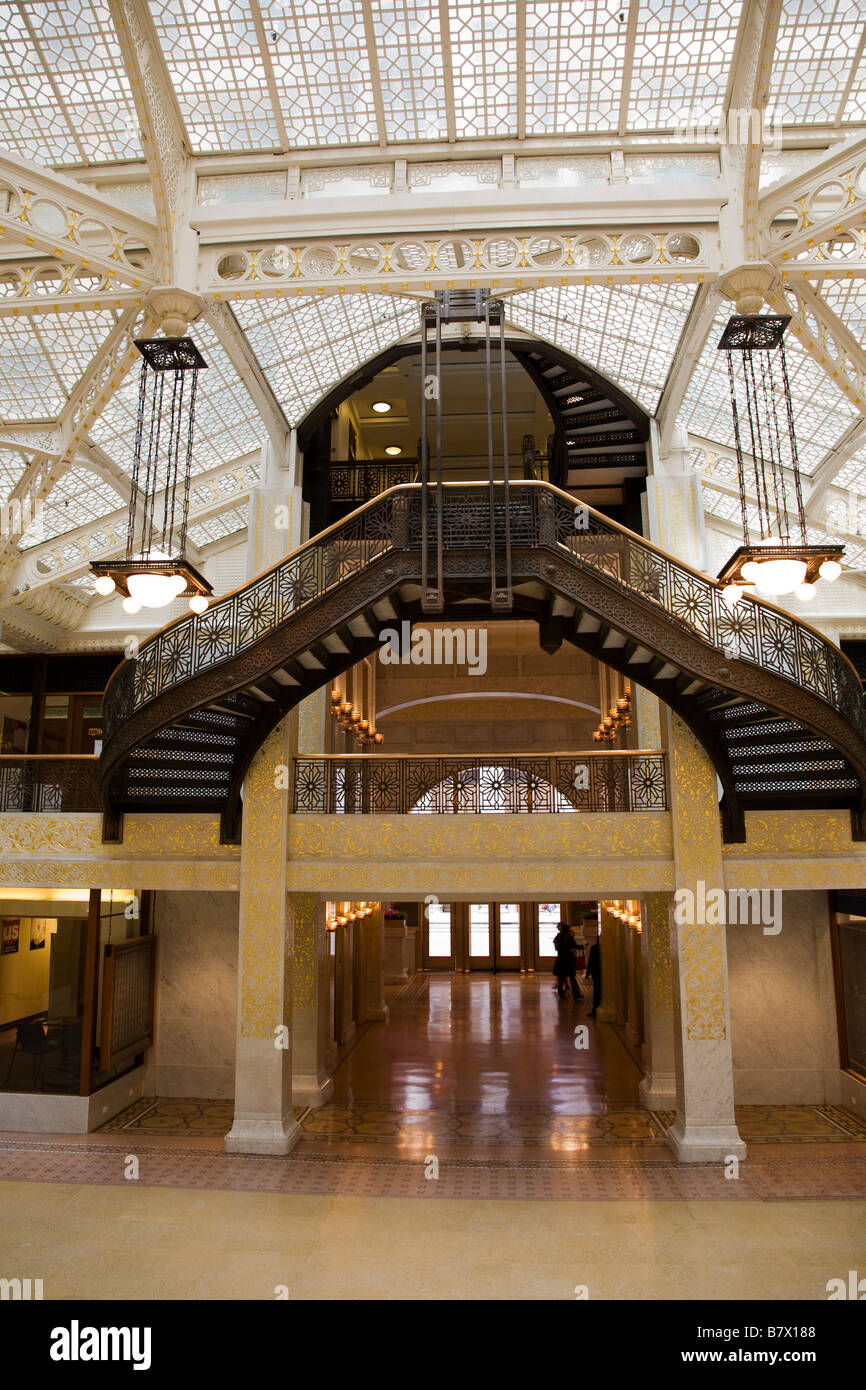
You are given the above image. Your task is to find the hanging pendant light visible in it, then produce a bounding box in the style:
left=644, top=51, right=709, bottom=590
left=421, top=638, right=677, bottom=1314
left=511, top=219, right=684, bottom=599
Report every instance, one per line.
left=715, top=314, right=843, bottom=601
left=90, top=337, right=213, bottom=615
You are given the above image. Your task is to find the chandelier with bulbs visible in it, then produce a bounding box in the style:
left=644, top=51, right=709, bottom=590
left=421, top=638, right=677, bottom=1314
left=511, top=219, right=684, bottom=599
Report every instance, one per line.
left=329, top=687, right=384, bottom=746
left=90, top=337, right=212, bottom=617
left=715, top=314, right=843, bottom=605
left=592, top=686, right=631, bottom=744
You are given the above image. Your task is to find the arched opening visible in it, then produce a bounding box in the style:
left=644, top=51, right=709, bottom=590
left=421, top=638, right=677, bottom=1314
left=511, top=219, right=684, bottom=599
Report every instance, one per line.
left=298, top=334, right=650, bottom=538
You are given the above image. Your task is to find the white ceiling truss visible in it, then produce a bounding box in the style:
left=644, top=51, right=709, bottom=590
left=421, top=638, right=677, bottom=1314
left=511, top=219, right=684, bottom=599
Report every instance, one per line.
left=0, top=0, right=864, bottom=651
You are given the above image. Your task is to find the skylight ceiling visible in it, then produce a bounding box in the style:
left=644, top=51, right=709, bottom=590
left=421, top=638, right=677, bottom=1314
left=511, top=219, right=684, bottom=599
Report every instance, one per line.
left=231, top=294, right=420, bottom=426
left=769, top=0, right=866, bottom=126
left=87, top=318, right=265, bottom=480
left=506, top=282, right=696, bottom=413
left=0, top=0, right=143, bottom=165
left=0, top=309, right=120, bottom=421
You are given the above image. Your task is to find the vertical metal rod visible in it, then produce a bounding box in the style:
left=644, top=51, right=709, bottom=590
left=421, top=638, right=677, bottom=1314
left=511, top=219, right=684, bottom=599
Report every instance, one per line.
left=484, top=301, right=497, bottom=604
left=420, top=305, right=429, bottom=599
left=434, top=302, right=444, bottom=605
left=498, top=306, right=512, bottom=603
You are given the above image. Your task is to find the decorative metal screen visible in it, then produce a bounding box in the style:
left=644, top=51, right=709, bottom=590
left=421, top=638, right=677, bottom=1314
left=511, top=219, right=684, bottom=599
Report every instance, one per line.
left=0, top=757, right=100, bottom=811
left=292, top=753, right=668, bottom=815
left=99, top=935, right=155, bottom=1069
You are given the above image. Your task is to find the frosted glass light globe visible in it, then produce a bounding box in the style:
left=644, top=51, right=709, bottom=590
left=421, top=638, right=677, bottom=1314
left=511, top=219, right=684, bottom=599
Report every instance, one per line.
left=740, top=561, right=760, bottom=583
left=122, top=595, right=141, bottom=615
left=722, top=583, right=743, bottom=607
left=819, top=559, right=842, bottom=582
left=93, top=575, right=116, bottom=596
left=752, top=558, right=807, bottom=596
left=189, top=595, right=209, bottom=614
left=796, top=582, right=816, bottom=602
left=127, top=570, right=187, bottom=609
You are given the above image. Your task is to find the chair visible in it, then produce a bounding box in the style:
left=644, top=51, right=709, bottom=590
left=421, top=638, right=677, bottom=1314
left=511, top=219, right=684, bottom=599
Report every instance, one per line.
left=4, top=1020, right=61, bottom=1087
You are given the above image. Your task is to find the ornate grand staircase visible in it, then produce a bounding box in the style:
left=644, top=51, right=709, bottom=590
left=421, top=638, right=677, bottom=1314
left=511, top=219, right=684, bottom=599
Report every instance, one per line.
left=100, top=481, right=866, bottom=843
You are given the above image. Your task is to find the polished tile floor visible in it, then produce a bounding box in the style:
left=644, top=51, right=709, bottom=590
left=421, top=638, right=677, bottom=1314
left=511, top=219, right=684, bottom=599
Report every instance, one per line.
left=2, top=973, right=865, bottom=1298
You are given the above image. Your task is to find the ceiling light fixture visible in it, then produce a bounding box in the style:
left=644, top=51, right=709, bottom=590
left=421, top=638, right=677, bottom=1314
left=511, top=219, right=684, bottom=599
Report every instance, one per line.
left=90, top=337, right=213, bottom=616
left=385, top=445, right=402, bottom=455
left=371, top=401, right=391, bottom=413
left=716, top=314, right=843, bottom=599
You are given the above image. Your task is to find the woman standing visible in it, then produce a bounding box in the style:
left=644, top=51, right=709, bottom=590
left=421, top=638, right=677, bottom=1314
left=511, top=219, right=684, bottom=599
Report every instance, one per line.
left=552, top=922, right=582, bottom=1001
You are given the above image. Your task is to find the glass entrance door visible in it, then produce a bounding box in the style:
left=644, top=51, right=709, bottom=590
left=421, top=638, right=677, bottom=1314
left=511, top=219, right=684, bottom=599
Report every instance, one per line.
left=497, top=902, right=521, bottom=971
left=536, top=902, right=561, bottom=970
left=468, top=903, right=493, bottom=969
left=424, top=901, right=454, bottom=970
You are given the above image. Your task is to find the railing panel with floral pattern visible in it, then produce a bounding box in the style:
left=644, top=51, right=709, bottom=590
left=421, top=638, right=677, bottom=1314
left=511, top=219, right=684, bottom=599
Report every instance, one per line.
left=292, top=752, right=668, bottom=815
left=102, top=482, right=866, bottom=747
left=0, top=756, right=101, bottom=812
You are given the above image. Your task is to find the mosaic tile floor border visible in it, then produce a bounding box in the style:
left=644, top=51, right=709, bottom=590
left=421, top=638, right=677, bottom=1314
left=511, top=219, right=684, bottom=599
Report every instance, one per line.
left=94, top=1098, right=866, bottom=1146
left=0, top=1140, right=864, bottom=1201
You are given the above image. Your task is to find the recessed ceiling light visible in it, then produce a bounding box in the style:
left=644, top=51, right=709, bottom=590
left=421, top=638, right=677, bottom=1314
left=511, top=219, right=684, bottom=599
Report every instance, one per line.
left=385, top=445, right=402, bottom=456
left=371, top=401, right=391, bottom=413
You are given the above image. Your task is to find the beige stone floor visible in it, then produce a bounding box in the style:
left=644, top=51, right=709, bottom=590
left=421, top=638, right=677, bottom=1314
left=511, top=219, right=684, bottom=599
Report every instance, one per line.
left=3, top=1180, right=865, bottom=1300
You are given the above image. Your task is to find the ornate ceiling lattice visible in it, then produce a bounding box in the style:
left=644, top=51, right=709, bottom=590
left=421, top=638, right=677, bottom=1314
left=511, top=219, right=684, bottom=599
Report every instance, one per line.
left=0, top=0, right=143, bottom=165
left=0, top=309, right=120, bottom=420
left=230, top=293, right=420, bottom=426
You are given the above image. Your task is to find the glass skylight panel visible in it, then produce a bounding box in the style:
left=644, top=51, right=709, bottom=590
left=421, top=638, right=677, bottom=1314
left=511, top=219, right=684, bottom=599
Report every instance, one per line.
left=769, top=0, right=864, bottom=125
left=260, top=0, right=378, bottom=148
left=148, top=0, right=281, bottom=152
left=525, top=1, right=625, bottom=133
left=679, top=307, right=859, bottom=476
left=232, top=294, right=419, bottom=426
left=507, top=282, right=696, bottom=413
left=835, top=445, right=866, bottom=495
left=19, top=463, right=120, bottom=548
left=89, top=319, right=265, bottom=478
left=0, top=1, right=143, bottom=165
left=370, top=0, right=447, bottom=141
left=0, top=310, right=118, bottom=421
left=448, top=0, right=518, bottom=138
left=627, top=0, right=743, bottom=132
left=188, top=505, right=249, bottom=546
left=0, top=447, right=23, bottom=503
left=818, top=279, right=866, bottom=343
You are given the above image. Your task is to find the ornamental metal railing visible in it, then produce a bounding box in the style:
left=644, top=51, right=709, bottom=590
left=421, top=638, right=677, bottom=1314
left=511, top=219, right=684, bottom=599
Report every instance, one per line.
left=0, top=756, right=101, bottom=812
left=102, top=481, right=866, bottom=745
left=292, top=752, right=668, bottom=815
left=328, top=459, right=419, bottom=504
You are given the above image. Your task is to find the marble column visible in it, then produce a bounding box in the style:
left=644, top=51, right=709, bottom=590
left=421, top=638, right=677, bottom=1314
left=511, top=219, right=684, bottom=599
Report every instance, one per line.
left=384, top=915, right=409, bottom=984
left=625, top=923, right=644, bottom=1048
left=225, top=721, right=300, bottom=1155
left=638, top=892, right=677, bottom=1111
left=596, top=905, right=626, bottom=1025
left=289, top=892, right=334, bottom=1107
left=663, top=707, right=746, bottom=1162
left=357, top=905, right=389, bottom=1023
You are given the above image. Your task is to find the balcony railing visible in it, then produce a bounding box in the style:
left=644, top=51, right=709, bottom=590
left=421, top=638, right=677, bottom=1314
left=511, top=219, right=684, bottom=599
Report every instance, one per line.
left=329, top=459, right=419, bottom=504
left=292, top=751, right=668, bottom=815
left=0, top=756, right=101, bottom=812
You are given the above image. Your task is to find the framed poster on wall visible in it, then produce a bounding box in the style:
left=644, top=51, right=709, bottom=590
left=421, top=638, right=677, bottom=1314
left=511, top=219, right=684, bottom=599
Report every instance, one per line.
left=1, top=917, right=19, bottom=955
left=29, top=918, right=47, bottom=951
